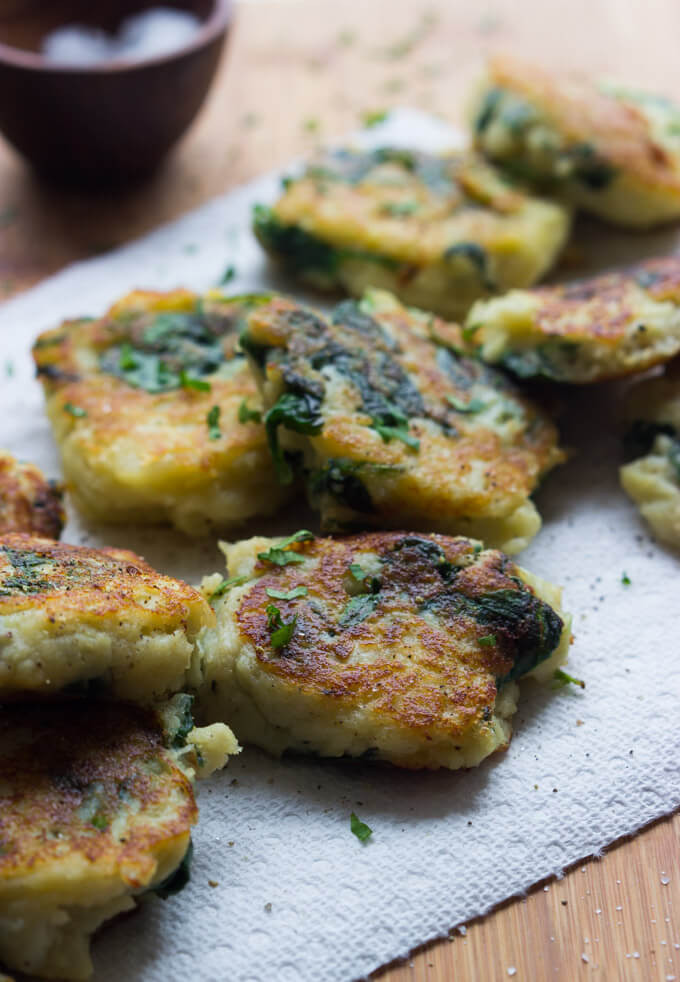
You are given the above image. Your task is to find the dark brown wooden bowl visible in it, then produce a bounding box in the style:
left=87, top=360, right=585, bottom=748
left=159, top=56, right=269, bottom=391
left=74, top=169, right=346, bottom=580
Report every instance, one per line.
left=0, top=0, right=231, bottom=184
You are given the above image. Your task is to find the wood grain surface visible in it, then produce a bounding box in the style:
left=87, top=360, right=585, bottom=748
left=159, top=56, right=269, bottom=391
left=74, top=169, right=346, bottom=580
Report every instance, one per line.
left=0, top=1, right=678, bottom=979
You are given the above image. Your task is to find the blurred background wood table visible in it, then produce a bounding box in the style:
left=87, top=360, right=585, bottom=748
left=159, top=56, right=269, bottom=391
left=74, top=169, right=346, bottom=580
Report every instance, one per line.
left=0, top=0, right=678, bottom=978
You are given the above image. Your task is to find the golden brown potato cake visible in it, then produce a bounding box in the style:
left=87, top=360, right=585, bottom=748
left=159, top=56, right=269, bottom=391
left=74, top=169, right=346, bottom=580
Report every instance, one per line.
left=470, top=54, right=680, bottom=227
left=0, top=533, right=214, bottom=702
left=196, top=531, right=571, bottom=770
left=465, top=256, right=680, bottom=383
left=253, top=146, right=570, bottom=319
left=240, top=288, right=564, bottom=553
left=620, top=362, right=680, bottom=547
left=32, top=289, right=287, bottom=535
left=0, top=452, right=64, bottom=539
left=0, top=696, right=238, bottom=981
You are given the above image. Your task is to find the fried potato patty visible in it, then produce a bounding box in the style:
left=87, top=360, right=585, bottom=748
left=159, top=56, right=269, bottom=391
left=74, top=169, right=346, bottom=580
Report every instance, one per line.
left=240, top=288, right=564, bottom=553
left=32, top=289, right=287, bottom=535
left=465, top=256, right=680, bottom=383
left=0, top=697, right=237, bottom=981
left=195, top=531, right=571, bottom=770
left=620, top=364, right=680, bottom=547
left=253, top=146, right=570, bottom=319
left=0, top=453, right=64, bottom=539
left=0, top=533, right=213, bottom=702
left=471, top=55, right=680, bottom=227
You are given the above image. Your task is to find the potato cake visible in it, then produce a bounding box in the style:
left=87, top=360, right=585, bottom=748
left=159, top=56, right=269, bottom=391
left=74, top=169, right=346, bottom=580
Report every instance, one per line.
left=254, top=146, right=570, bottom=319
left=0, top=696, right=238, bottom=980
left=195, top=531, right=571, bottom=770
left=471, top=55, right=680, bottom=227
left=240, top=288, right=564, bottom=553
left=465, top=256, right=680, bottom=383
left=32, top=289, right=286, bottom=535
left=0, top=533, right=213, bottom=702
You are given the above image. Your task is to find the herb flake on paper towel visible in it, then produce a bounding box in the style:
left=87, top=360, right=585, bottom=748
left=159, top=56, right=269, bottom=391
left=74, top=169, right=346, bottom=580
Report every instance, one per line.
left=362, top=109, right=390, bottom=128
left=350, top=812, right=373, bottom=842
left=552, top=669, right=585, bottom=690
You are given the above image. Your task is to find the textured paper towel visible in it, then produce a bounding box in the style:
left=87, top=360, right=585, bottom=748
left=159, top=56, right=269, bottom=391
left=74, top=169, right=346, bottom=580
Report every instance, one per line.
left=1, top=110, right=679, bottom=981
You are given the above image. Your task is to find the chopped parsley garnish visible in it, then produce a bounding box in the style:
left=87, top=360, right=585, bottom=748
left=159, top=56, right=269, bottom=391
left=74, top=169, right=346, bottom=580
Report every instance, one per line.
left=461, top=323, right=481, bottom=342
left=4, top=360, right=13, bottom=377
left=478, top=633, right=497, bottom=646
left=349, top=563, right=368, bottom=581
left=91, top=814, right=108, bottom=831
left=179, top=370, right=211, bottom=392
left=448, top=395, right=487, bottom=414
left=64, top=402, right=87, bottom=417
left=621, top=572, right=631, bottom=586
left=370, top=403, right=420, bottom=450
left=372, top=422, right=420, bottom=449
left=219, top=265, right=236, bottom=286
left=119, top=342, right=137, bottom=371
left=350, top=812, right=373, bottom=842
left=362, top=109, right=390, bottom=128
left=303, top=117, right=320, bottom=133
left=238, top=399, right=262, bottom=424
left=207, top=405, right=222, bottom=440
left=265, top=585, right=308, bottom=600
left=210, top=574, right=248, bottom=599
left=258, top=530, right=315, bottom=567
left=265, top=604, right=297, bottom=649
left=552, top=669, right=585, bottom=690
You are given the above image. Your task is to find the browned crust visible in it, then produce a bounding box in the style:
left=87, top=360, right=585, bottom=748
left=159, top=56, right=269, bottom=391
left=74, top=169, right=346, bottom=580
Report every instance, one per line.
left=0, top=533, right=212, bottom=629
left=488, top=54, right=680, bottom=194
left=235, top=533, right=537, bottom=740
left=0, top=453, right=64, bottom=539
left=250, top=295, right=563, bottom=517
left=32, top=290, right=268, bottom=475
left=0, top=700, right=196, bottom=888
left=527, top=255, right=680, bottom=342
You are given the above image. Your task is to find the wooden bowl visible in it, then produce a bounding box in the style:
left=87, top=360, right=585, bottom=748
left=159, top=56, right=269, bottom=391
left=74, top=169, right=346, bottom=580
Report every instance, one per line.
left=0, top=0, right=231, bottom=184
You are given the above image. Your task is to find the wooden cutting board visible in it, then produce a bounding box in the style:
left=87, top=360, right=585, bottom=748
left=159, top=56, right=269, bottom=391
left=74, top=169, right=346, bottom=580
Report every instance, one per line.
left=0, top=1, right=678, bottom=978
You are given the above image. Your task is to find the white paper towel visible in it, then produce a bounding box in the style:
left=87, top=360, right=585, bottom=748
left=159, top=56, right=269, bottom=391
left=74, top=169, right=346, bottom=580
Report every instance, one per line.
left=0, top=110, right=679, bottom=982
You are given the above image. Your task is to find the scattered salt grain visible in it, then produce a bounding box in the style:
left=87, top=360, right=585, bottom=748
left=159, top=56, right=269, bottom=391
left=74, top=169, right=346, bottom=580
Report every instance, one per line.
left=507, top=969, right=517, bottom=977
left=661, top=875, right=671, bottom=885
left=42, top=7, right=200, bottom=65
left=581, top=953, right=589, bottom=963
